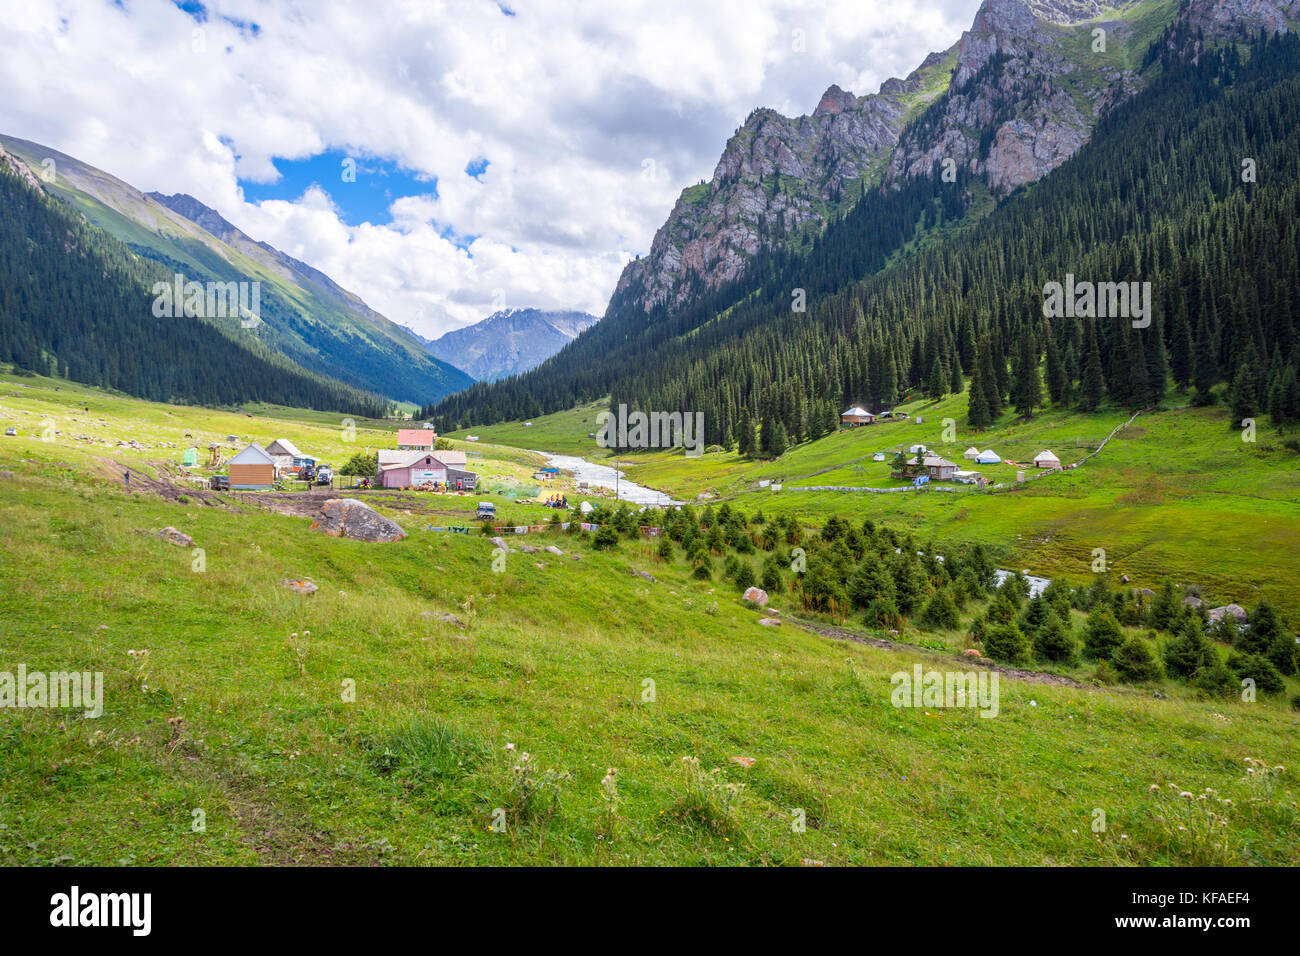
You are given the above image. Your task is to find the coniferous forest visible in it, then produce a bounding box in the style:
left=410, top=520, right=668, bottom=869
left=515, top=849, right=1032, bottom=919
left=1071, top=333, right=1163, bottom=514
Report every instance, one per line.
left=0, top=163, right=392, bottom=417
left=428, top=28, right=1300, bottom=452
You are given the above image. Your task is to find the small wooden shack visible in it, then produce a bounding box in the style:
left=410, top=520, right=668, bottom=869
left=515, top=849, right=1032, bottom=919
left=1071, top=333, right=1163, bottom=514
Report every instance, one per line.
left=228, top=443, right=276, bottom=489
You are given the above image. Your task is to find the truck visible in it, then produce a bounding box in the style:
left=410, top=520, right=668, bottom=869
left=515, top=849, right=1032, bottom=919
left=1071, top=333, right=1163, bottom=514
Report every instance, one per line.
left=475, top=501, right=496, bottom=521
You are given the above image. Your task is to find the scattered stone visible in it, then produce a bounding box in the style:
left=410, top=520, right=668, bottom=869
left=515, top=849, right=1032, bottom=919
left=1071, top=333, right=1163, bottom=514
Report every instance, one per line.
left=730, top=756, right=756, bottom=768
left=156, top=526, right=194, bottom=547
left=309, top=499, right=406, bottom=542
left=630, top=569, right=657, bottom=582
left=764, top=608, right=780, bottom=617
left=801, top=858, right=826, bottom=867
left=963, top=648, right=982, bottom=658
left=489, top=536, right=510, bottom=550
left=757, top=617, right=781, bottom=627
left=421, top=610, right=466, bottom=627
left=1208, top=604, right=1248, bottom=623
left=742, top=586, right=769, bottom=606
left=545, top=546, right=563, bottom=555
left=282, top=578, right=318, bottom=596
left=534, top=562, right=545, bottom=569
left=1120, top=574, right=1131, bottom=584
left=1132, top=587, right=1155, bottom=597
left=1182, top=596, right=1203, bottom=608
left=520, top=544, right=540, bottom=553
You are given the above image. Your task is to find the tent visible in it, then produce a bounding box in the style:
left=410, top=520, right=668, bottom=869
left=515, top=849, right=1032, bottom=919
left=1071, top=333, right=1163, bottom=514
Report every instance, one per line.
left=975, top=449, right=1001, bottom=464
left=963, top=446, right=980, bottom=460
left=909, top=443, right=928, bottom=454
left=1033, top=450, right=1061, bottom=468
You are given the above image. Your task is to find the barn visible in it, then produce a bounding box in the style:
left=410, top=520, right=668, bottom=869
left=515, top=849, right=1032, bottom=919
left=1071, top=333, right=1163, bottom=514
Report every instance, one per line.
left=228, top=443, right=276, bottom=489
left=381, top=451, right=448, bottom=488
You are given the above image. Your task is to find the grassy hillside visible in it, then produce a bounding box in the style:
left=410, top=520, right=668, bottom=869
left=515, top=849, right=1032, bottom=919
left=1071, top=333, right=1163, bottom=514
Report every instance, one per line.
left=455, top=388, right=1300, bottom=620
left=1, top=374, right=1297, bottom=865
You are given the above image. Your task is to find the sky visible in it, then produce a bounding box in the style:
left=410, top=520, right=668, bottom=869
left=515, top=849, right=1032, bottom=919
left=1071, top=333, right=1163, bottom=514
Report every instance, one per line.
left=0, top=0, right=982, bottom=338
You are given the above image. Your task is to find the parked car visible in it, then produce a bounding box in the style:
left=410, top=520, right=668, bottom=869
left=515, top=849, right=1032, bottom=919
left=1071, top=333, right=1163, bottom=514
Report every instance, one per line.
left=476, top=501, right=496, bottom=521
left=315, top=465, right=333, bottom=485
left=210, top=475, right=230, bottom=491
left=4, top=427, right=16, bottom=436
left=299, top=465, right=316, bottom=482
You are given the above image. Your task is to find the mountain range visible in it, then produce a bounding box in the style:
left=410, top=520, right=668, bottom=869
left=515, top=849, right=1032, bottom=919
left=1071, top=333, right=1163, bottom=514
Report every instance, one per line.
left=0, top=134, right=472, bottom=406
left=423, top=309, right=598, bottom=383
left=429, top=0, right=1300, bottom=438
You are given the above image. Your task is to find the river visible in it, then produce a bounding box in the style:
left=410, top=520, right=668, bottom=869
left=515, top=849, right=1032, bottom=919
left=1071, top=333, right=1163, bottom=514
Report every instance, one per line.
left=540, top=453, right=681, bottom=507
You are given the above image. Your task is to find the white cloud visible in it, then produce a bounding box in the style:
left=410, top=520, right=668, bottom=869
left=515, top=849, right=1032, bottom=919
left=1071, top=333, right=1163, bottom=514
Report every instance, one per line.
left=0, top=0, right=980, bottom=337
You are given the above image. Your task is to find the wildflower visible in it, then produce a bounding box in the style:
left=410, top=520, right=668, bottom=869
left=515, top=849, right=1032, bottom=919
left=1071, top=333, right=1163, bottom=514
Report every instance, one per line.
left=1180, top=791, right=1193, bottom=799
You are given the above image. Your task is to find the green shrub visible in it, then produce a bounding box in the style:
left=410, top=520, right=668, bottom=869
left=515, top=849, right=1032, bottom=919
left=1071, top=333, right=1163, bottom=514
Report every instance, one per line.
left=1190, top=661, right=1237, bottom=698
left=1112, top=634, right=1164, bottom=683
left=983, top=622, right=1031, bottom=665
left=1083, top=607, right=1125, bottom=661
left=592, top=524, right=619, bottom=550
left=1228, top=652, right=1285, bottom=695
left=919, top=588, right=960, bottom=630
left=1033, top=613, right=1078, bottom=664
left=1163, top=627, right=1216, bottom=679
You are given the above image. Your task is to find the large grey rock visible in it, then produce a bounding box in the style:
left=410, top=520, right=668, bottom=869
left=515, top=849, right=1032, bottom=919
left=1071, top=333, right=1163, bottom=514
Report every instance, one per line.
left=309, top=498, right=406, bottom=542
left=1208, top=604, right=1248, bottom=624
left=742, top=587, right=769, bottom=607
left=156, top=526, right=194, bottom=547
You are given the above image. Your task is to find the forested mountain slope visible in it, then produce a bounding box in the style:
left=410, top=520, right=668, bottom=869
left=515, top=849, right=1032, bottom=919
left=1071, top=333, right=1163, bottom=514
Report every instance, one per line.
left=429, top=9, right=1300, bottom=450
left=0, top=135, right=472, bottom=405
left=0, top=149, right=392, bottom=415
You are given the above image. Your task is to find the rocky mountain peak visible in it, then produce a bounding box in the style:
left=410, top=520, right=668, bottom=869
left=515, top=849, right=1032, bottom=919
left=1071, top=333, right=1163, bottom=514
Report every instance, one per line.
left=813, top=84, right=857, bottom=116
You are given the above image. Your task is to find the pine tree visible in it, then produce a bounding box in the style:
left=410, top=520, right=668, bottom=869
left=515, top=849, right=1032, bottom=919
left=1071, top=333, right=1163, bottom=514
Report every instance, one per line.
left=1045, top=332, right=1066, bottom=405
left=1012, top=333, right=1042, bottom=418
left=1079, top=323, right=1105, bottom=411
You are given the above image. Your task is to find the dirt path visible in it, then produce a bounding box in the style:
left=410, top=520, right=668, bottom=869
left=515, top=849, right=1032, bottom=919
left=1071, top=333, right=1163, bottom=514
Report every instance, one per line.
left=791, top=617, right=1088, bottom=688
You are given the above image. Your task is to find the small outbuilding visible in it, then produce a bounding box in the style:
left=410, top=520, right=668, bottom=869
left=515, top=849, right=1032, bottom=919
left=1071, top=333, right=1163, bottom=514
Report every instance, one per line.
left=1033, top=450, right=1061, bottom=469
left=909, top=443, right=928, bottom=455
left=922, top=455, right=958, bottom=480
left=840, top=406, right=874, bottom=426
left=228, top=443, right=276, bottom=489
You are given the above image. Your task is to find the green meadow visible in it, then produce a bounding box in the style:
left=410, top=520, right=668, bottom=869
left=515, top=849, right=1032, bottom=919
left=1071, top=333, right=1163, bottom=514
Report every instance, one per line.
left=1, top=371, right=1298, bottom=865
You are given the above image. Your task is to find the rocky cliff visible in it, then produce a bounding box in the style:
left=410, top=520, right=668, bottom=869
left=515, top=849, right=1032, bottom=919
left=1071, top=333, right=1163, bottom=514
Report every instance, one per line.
left=611, top=0, right=1298, bottom=319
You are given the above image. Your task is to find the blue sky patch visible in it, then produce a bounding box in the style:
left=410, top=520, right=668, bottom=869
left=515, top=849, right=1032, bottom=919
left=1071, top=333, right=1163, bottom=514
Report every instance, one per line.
left=465, top=157, right=490, bottom=180
left=238, top=151, right=438, bottom=227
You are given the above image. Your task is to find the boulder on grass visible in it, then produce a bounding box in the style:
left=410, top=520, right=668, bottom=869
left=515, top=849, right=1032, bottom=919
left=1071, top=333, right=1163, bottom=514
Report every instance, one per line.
left=742, top=587, right=769, bottom=607
left=1208, top=604, right=1247, bottom=623
left=282, top=578, right=318, bottom=596
left=156, top=526, right=194, bottom=547
left=757, top=617, right=781, bottom=627
left=309, top=499, right=406, bottom=542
